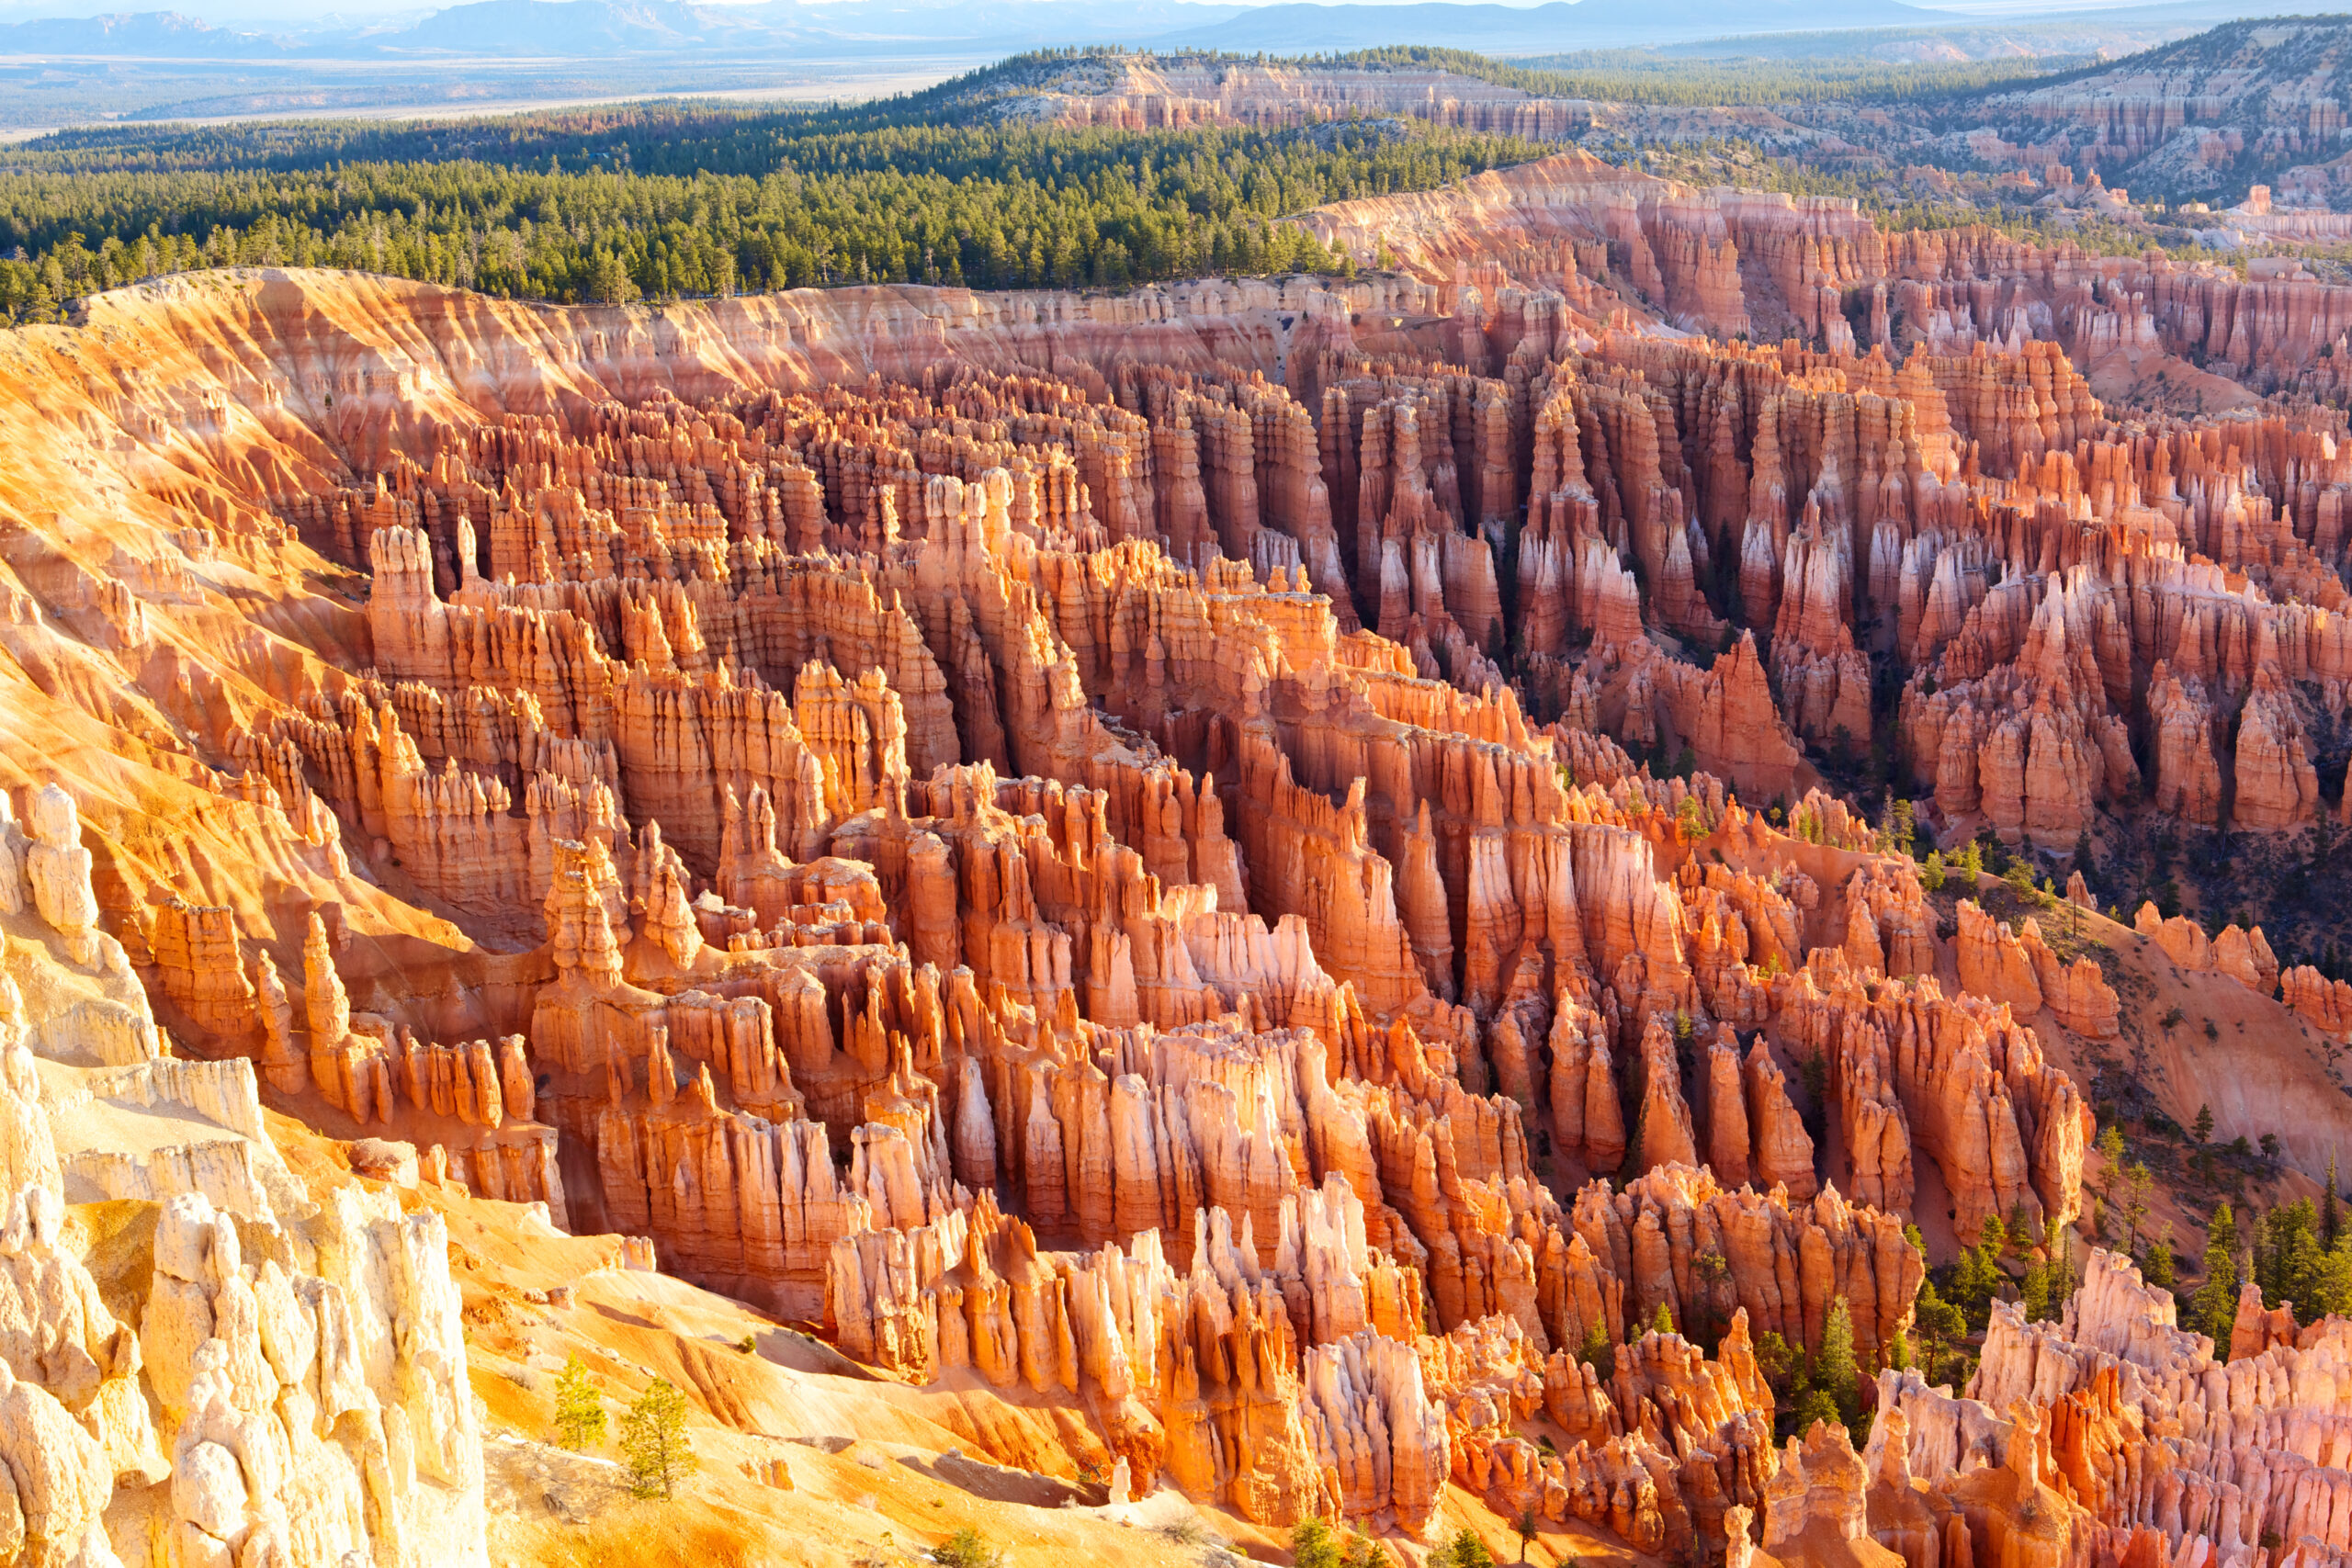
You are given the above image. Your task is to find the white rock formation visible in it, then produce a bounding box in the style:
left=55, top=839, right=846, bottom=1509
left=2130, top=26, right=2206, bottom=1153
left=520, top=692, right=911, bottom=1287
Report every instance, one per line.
left=28, top=785, right=100, bottom=968
left=0, top=786, right=490, bottom=1568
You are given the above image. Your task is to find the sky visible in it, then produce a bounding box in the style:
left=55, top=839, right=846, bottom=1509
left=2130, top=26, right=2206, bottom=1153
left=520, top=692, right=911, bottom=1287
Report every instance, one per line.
left=0, top=0, right=1893, bottom=19
left=0, top=0, right=2148, bottom=36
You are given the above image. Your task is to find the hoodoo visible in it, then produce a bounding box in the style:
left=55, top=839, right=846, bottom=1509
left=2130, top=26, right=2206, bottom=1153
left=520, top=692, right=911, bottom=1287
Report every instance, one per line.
left=6, top=38, right=2352, bottom=1563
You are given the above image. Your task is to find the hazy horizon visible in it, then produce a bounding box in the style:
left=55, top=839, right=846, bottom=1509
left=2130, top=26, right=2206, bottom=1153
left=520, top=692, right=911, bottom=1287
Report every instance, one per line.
left=0, top=0, right=2144, bottom=30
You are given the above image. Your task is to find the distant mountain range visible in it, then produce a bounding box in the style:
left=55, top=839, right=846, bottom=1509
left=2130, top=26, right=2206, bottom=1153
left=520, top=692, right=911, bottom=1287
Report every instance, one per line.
left=1151, top=0, right=1954, bottom=54
left=0, top=7, right=298, bottom=51
left=0, top=0, right=2292, bottom=61
left=0, top=0, right=1245, bottom=57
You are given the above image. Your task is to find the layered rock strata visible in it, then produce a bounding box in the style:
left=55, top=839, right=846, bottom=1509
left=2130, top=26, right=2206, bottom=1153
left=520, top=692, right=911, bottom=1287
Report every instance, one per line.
left=7, top=231, right=2352, bottom=1563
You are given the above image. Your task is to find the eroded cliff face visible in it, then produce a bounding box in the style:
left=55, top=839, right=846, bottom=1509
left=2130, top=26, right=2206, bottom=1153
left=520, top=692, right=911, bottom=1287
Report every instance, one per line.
left=0, top=203, right=2344, bottom=1563
left=0, top=784, right=485, bottom=1568
left=999, top=56, right=1587, bottom=140
left=1962, top=17, right=2352, bottom=209
left=1306, top=152, right=2352, bottom=856
left=1839, top=1247, right=2352, bottom=1568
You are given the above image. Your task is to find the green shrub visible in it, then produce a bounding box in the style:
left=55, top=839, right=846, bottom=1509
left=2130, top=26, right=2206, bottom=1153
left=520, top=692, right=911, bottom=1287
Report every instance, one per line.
left=931, top=1528, right=1006, bottom=1568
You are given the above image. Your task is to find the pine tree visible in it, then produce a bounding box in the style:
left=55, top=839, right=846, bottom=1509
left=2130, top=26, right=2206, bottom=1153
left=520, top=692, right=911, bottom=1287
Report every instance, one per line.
left=1577, top=1322, right=1615, bottom=1382
left=2326, top=1152, right=2342, bottom=1252
left=2192, top=1203, right=2242, bottom=1341
left=589, top=248, right=639, bottom=305
left=551, top=1354, right=605, bottom=1450
left=2309, top=1241, right=2352, bottom=1321
left=1436, top=1530, right=1496, bottom=1568
left=2265, top=1200, right=2324, bottom=1319
left=1951, top=1244, right=1997, bottom=1330
left=2122, top=1162, right=2154, bottom=1252
left=619, top=1377, right=692, bottom=1499
left=1652, top=1303, right=1674, bottom=1337
left=2192, top=1104, right=2214, bottom=1145
left=1793, top=1386, right=1842, bottom=1435
left=1815, top=1296, right=1860, bottom=1426
left=2020, top=1258, right=2052, bottom=1323
left=1292, top=1521, right=1342, bottom=1568
left=1911, top=1280, right=1965, bottom=1385
left=1753, top=1330, right=1798, bottom=1399
left=2210, top=1201, right=2239, bottom=1259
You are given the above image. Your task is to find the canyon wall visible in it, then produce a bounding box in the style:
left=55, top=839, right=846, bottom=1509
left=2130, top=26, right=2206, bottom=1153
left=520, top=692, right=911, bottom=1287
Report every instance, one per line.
left=2, top=145, right=2350, bottom=1560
